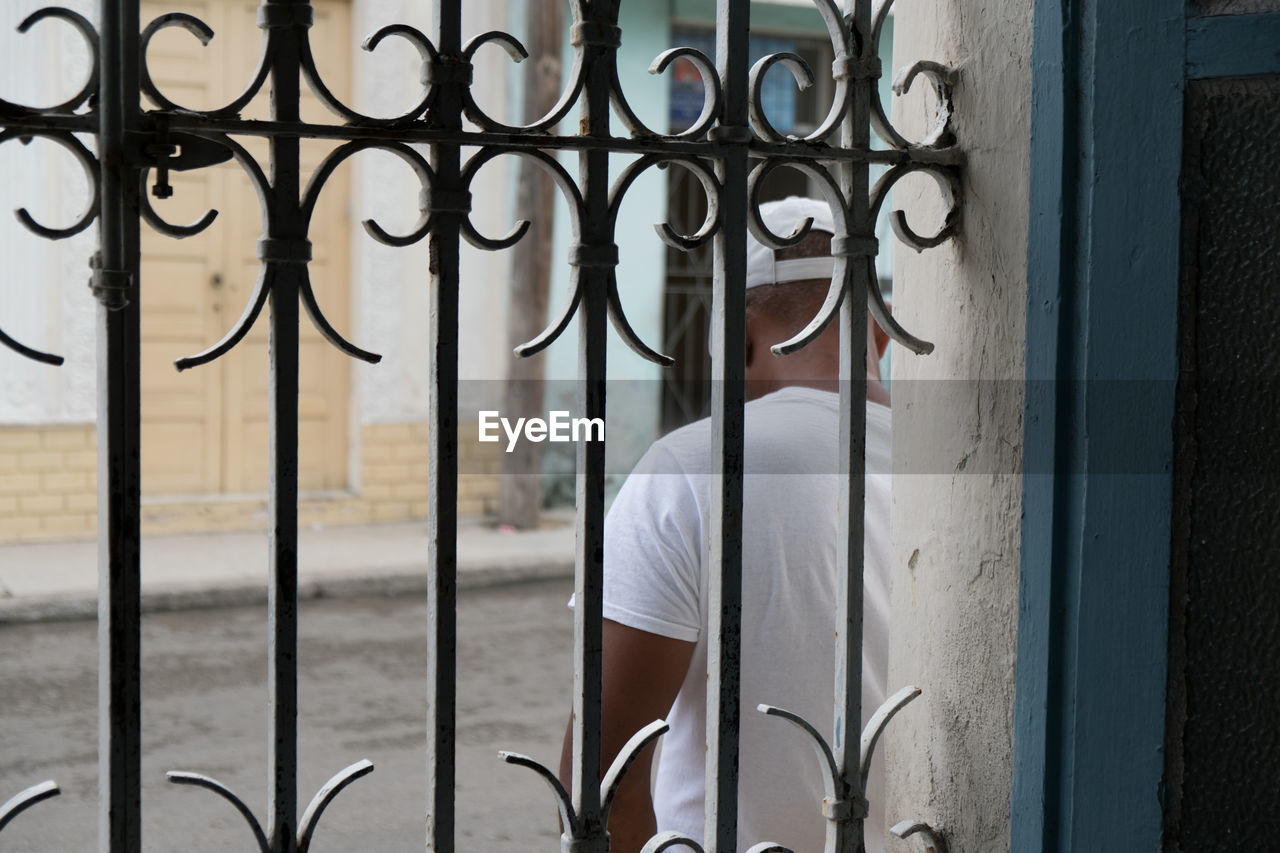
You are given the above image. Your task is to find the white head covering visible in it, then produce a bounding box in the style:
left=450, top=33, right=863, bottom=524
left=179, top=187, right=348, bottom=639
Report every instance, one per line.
left=745, top=196, right=836, bottom=289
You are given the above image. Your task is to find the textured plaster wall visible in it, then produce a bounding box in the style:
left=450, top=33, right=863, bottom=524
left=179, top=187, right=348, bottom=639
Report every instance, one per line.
left=883, top=1, right=1030, bottom=849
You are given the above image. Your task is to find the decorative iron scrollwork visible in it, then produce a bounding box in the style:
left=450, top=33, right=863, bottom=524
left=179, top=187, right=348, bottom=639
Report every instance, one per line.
left=760, top=685, right=925, bottom=853
left=0, top=0, right=962, bottom=848
left=167, top=760, right=374, bottom=853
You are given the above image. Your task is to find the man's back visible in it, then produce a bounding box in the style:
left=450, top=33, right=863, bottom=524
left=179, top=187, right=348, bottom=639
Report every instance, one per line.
left=601, top=387, right=891, bottom=851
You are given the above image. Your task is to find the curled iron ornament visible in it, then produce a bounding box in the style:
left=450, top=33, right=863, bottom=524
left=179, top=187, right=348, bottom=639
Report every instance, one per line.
left=167, top=760, right=373, bottom=853
left=750, top=52, right=815, bottom=142
left=139, top=162, right=219, bottom=239
left=747, top=0, right=855, bottom=143
left=303, top=24, right=439, bottom=125
left=0, top=128, right=97, bottom=366
left=0, top=8, right=98, bottom=117
left=165, top=130, right=381, bottom=369
left=298, top=265, right=382, bottom=364
left=605, top=155, right=723, bottom=366
left=176, top=262, right=270, bottom=371
left=460, top=29, right=586, bottom=134
left=454, top=147, right=584, bottom=357
left=747, top=159, right=853, bottom=356
left=457, top=147, right=573, bottom=254
left=640, top=832, right=706, bottom=853
left=0, top=780, right=60, bottom=834
left=891, top=818, right=949, bottom=853
left=758, top=685, right=924, bottom=849
left=306, top=139, right=437, bottom=248
left=869, top=161, right=961, bottom=253
left=0, top=323, right=64, bottom=365
left=0, top=129, right=100, bottom=241
left=501, top=719, right=670, bottom=849
left=509, top=151, right=723, bottom=363
left=868, top=0, right=959, bottom=151
left=303, top=140, right=424, bottom=242
left=167, top=132, right=270, bottom=371
left=746, top=159, right=935, bottom=357
left=140, top=12, right=273, bottom=116
left=613, top=47, right=721, bottom=140
left=139, top=184, right=217, bottom=238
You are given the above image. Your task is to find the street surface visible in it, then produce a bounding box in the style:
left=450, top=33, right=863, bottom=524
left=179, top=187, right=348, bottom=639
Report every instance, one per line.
left=0, top=580, right=575, bottom=852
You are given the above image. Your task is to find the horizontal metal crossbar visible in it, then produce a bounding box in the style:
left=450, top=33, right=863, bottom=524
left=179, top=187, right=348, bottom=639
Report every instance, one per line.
left=2, top=113, right=965, bottom=166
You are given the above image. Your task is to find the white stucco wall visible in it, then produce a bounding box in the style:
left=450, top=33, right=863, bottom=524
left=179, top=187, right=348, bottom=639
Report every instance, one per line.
left=353, top=0, right=517, bottom=424
left=883, top=1, right=1030, bottom=850
left=0, top=0, right=515, bottom=427
left=0, top=0, right=98, bottom=425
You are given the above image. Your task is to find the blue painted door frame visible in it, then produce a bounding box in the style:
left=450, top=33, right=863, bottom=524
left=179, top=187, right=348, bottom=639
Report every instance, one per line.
left=1014, top=2, right=1280, bottom=850
left=1014, top=1, right=1184, bottom=849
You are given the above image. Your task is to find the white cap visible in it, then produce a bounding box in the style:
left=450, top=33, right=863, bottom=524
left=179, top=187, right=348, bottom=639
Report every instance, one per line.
left=745, top=196, right=837, bottom=289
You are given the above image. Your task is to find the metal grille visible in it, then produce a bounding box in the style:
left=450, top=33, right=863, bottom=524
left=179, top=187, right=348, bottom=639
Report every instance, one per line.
left=0, top=1, right=962, bottom=850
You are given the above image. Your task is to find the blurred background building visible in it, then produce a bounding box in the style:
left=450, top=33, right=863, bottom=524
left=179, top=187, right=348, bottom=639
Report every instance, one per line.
left=0, top=0, right=896, bottom=543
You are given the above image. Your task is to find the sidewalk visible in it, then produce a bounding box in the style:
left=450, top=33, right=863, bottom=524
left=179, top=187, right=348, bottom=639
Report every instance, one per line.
left=0, top=516, right=576, bottom=624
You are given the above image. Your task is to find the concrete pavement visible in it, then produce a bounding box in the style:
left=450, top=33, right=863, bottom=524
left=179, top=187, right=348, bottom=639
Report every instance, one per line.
left=0, top=514, right=575, bottom=624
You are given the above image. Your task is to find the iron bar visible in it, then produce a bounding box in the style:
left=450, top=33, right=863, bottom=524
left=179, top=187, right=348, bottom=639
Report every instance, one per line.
left=706, top=1, right=751, bottom=850
left=567, top=3, right=615, bottom=851
left=94, top=1, right=143, bottom=851
left=830, top=0, right=874, bottom=849
left=427, top=3, right=463, bottom=850
left=262, top=4, right=309, bottom=850
left=0, top=114, right=962, bottom=170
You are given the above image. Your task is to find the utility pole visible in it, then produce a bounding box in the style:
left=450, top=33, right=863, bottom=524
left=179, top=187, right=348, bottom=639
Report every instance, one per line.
left=498, top=1, right=564, bottom=529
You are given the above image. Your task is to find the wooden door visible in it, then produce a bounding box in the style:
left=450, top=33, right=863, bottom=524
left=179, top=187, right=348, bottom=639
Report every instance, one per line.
left=140, top=0, right=352, bottom=497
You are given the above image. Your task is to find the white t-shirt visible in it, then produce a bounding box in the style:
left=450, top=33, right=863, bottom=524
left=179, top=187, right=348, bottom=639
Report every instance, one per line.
left=601, top=386, right=892, bottom=853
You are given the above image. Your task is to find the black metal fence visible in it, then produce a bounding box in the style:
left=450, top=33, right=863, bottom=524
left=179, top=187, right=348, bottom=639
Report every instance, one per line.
left=0, top=1, right=961, bottom=850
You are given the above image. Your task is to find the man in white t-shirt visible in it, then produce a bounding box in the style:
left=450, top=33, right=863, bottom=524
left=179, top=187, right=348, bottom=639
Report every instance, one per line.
left=559, top=197, right=892, bottom=853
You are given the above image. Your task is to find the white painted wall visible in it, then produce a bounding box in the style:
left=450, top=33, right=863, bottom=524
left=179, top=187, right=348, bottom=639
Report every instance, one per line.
left=883, top=1, right=1030, bottom=849
left=0, top=0, right=516, bottom=427
left=0, top=0, right=98, bottom=424
left=352, top=0, right=517, bottom=424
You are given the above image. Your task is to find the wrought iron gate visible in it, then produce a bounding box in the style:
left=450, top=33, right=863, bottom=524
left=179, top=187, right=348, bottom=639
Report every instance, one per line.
left=0, top=0, right=961, bottom=850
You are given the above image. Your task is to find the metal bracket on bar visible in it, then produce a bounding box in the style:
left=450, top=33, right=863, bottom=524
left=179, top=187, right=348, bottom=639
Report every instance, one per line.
left=831, top=235, right=880, bottom=258
left=88, top=251, right=133, bottom=310
left=425, top=56, right=473, bottom=87
left=257, top=1, right=314, bottom=30
left=567, top=243, right=619, bottom=268
left=570, top=21, right=622, bottom=49
left=707, top=125, right=754, bottom=144
left=822, top=794, right=870, bottom=821
left=833, top=53, right=883, bottom=81
left=257, top=238, right=313, bottom=264
left=422, top=187, right=472, bottom=216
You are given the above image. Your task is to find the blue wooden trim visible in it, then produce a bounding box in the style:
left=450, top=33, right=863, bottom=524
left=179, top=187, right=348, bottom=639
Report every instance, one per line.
left=1013, top=0, right=1076, bottom=843
left=1015, top=1, right=1183, bottom=850
left=1187, top=12, right=1280, bottom=79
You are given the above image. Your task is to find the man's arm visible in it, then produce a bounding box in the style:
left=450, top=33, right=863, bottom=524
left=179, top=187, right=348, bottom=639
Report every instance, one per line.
left=558, top=618, right=695, bottom=853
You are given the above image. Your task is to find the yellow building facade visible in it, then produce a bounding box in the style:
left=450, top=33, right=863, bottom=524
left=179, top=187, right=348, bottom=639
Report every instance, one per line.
left=0, top=0, right=516, bottom=543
